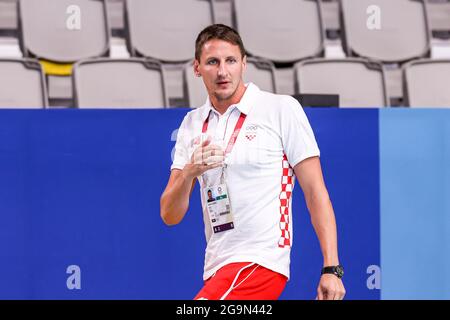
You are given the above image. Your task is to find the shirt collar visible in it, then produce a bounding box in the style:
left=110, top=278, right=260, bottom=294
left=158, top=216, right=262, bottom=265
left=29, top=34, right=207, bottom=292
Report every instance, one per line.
left=201, top=82, right=259, bottom=122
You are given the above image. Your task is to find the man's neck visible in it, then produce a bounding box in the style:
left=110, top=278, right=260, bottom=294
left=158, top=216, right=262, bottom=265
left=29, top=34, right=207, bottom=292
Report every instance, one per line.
left=211, top=84, right=247, bottom=115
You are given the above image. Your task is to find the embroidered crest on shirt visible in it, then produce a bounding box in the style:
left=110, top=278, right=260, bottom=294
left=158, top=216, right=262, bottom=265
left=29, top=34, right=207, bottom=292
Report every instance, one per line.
left=245, top=124, right=258, bottom=141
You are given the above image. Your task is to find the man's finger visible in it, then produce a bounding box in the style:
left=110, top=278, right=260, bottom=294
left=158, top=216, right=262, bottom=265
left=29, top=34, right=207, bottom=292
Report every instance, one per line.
left=317, top=289, right=324, bottom=300
left=194, top=152, right=224, bottom=165
left=204, top=155, right=225, bottom=165
left=198, top=144, right=212, bottom=153
left=203, top=150, right=224, bottom=159
left=329, top=289, right=337, bottom=301
left=338, top=288, right=346, bottom=300
left=193, top=151, right=205, bottom=165
left=201, top=144, right=224, bottom=153
left=200, top=135, right=211, bottom=147
left=204, top=162, right=223, bottom=171
left=193, top=145, right=223, bottom=163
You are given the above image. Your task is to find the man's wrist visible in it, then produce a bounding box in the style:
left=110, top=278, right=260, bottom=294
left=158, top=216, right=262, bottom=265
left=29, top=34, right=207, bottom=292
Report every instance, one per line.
left=323, top=259, right=340, bottom=268
left=181, top=165, right=196, bottom=183
left=321, top=265, right=344, bottom=279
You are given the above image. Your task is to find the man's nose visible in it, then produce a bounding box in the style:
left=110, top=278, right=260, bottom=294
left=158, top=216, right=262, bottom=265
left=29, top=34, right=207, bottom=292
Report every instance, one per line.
left=217, top=61, right=227, bottom=77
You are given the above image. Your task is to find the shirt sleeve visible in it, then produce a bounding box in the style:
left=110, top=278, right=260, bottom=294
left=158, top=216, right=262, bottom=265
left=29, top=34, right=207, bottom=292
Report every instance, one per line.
left=170, top=115, right=190, bottom=171
left=280, top=96, right=320, bottom=168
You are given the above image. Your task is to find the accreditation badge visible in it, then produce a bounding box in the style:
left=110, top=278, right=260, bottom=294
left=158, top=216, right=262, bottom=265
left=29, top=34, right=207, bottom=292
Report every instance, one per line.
left=203, top=183, right=234, bottom=234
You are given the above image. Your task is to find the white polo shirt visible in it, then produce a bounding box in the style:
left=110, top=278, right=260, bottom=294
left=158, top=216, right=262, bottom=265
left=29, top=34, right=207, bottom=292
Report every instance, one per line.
left=171, top=83, right=320, bottom=280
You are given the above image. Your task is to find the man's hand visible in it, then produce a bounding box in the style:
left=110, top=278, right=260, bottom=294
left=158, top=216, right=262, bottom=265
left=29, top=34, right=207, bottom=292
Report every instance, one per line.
left=183, top=135, right=225, bottom=180
left=316, top=274, right=346, bottom=300
left=160, top=135, right=225, bottom=226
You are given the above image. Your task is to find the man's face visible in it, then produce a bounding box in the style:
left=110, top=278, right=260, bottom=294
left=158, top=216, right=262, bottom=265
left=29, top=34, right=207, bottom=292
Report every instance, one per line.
left=194, top=39, right=247, bottom=104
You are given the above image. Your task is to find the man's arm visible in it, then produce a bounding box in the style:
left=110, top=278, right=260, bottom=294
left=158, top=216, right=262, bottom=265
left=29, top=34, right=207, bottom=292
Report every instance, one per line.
left=294, top=156, right=346, bottom=300
left=160, top=169, right=196, bottom=226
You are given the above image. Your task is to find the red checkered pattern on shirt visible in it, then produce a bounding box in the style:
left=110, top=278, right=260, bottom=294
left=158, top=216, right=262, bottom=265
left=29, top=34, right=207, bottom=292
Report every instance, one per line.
left=278, top=154, right=294, bottom=248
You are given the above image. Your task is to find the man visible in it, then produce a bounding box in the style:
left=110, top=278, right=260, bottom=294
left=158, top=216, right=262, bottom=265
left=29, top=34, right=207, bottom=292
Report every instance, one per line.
left=207, top=189, right=215, bottom=203
left=160, top=24, right=345, bottom=300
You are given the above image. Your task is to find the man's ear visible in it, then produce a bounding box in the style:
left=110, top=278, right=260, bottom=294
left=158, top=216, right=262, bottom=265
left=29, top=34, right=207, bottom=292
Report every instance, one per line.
left=193, top=60, right=201, bottom=77
left=242, top=55, right=247, bottom=72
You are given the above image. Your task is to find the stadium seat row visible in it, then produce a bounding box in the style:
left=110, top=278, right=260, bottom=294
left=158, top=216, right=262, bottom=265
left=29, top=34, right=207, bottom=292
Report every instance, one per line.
left=0, top=0, right=447, bottom=64
left=0, top=0, right=449, bottom=107
left=1, top=57, right=449, bottom=108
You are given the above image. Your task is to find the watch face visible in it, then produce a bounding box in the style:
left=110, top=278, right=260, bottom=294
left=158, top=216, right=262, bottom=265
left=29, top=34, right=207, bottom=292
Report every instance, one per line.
left=336, top=266, right=344, bottom=278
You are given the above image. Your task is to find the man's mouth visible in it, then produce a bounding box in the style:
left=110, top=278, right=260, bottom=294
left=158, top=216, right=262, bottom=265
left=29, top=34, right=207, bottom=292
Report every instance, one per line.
left=216, top=81, right=230, bottom=86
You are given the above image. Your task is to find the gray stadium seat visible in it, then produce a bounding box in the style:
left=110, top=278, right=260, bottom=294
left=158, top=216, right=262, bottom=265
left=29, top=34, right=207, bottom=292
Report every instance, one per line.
left=245, top=58, right=277, bottom=93
left=341, top=0, right=430, bottom=63
left=184, top=60, right=207, bottom=108
left=19, top=0, right=110, bottom=63
left=0, top=58, right=47, bottom=108
left=73, top=58, right=168, bottom=108
left=0, top=0, right=18, bottom=31
left=125, top=0, right=214, bottom=62
left=295, top=58, right=388, bottom=107
left=106, top=0, right=125, bottom=31
left=404, top=59, right=450, bottom=107
left=233, top=0, right=324, bottom=63
left=184, top=57, right=277, bottom=108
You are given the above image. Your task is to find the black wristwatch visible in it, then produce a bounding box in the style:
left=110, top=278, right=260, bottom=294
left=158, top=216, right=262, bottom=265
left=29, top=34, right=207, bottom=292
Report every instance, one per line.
left=321, top=265, right=344, bottom=279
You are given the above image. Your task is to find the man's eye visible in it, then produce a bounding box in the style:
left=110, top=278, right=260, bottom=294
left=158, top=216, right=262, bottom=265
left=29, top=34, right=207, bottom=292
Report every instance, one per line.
left=227, top=59, right=236, bottom=63
left=207, top=60, right=217, bottom=65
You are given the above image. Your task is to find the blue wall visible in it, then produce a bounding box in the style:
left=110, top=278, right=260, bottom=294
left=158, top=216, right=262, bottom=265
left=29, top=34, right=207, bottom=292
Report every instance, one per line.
left=380, top=109, right=450, bottom=300
left=0, top=109, right=379, bottom=299
left=1, top=108, right=449, bottom=299
left=284, top=109, right=380, bottom=300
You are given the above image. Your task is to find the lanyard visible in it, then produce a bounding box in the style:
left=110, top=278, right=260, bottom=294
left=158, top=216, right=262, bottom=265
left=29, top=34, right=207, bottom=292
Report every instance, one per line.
left=202, top=111, right=247, bottom=155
